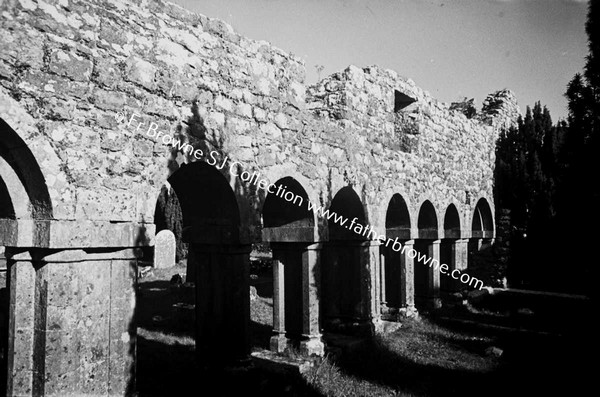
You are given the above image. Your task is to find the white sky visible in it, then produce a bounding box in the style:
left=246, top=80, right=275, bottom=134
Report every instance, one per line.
left=172, top=0, right=589, bottom=120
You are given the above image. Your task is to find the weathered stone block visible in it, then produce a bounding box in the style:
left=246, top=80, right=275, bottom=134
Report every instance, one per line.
left=49, top=50, right=93, bottom=82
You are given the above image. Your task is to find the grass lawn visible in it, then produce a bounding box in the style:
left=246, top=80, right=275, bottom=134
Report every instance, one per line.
left=136, top=264, right=593, bottom=397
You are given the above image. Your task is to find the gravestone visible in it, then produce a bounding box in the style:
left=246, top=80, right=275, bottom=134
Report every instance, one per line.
left=154, top=230, right=176, bottom=269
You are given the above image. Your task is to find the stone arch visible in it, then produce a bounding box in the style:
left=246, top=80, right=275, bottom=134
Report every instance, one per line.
left=261, top=177, right=322, bottom=353
left=327, top=186, right=367, bottom=241
left=443, top=203, right=461, bottom=239
left=0, top=118, right=53, bottom=221
left=321, top=185, right=370, bottom=334
left=468, top=197, right=495, bottom=273
left=167, top=161, right=248, bottom=364
left=0, top=118, right=54, bottom=395
left=414, top=200, right=441, bottom=309
left=441, top=203, right=463, bottom=295
left=386, top=193, right=412, bottom=232
left=169, top=161, right=241, bottom=244
left=382, top=193, right=412, bottom=313
left=261, top=168, right=320, bottom=230
left=417, top=200, right=439, bottom=239
left=262, top=176, right=315, bottom=230
left=471, top=197, right=494, bottom=238
left=377, top=189, right=418, bottom=238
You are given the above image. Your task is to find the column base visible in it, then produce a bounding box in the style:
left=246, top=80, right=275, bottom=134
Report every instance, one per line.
left=300, top=335, right=325, bottom=356
left=380, top=303, right=390, bottom=315
left=398, top=304, right=419, bottom=318
left=270, top=334, right=289, bottom=353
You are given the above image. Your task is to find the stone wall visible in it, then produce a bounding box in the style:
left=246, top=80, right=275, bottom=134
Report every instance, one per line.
left=0, top=0, right=519, bottom=244
left=0, top=0, right=522, bottom=394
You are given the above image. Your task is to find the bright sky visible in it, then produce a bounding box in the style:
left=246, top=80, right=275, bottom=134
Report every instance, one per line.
left=171, top=0, right=589, bottom=120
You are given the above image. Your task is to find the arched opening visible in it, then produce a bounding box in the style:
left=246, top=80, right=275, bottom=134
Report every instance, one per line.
left=468, top=197, right=495, bottom=275
left=471, top=198, right=494, bottom=239
left=0, top=119, right=53, bottom=394
left=168, top=161, right=248, bottom=364
left=383, top=194, right=411, bottom=316
left=261, top=177, right=321, bottom=354
left=0, top=119, right=52, bottom=220
left=322, top=186, right=369, bottom=334
left=414, top=200, right=440, bottom=310
left=263, top=177, right=313, bottom=229
left=441, top=204, right=461, bottom=295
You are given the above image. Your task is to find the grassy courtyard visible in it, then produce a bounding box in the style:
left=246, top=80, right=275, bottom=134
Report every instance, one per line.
left=136, top=263, right=592, bottom=397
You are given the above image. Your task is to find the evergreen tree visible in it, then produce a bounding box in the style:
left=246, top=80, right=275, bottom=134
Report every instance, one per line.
left=495, top=102, right=559, bottom=290
left=558, top=0, right=599, bottom=296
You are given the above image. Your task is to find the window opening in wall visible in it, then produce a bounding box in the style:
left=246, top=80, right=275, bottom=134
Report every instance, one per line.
left=394, top=90, right=419, bottom=153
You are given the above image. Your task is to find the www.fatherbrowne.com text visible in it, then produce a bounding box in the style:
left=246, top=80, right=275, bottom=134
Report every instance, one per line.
left=120, top=112, right=484, bottom=290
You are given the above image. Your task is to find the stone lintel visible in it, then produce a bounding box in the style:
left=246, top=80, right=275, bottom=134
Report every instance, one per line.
left=7, top=247, right=141, bottom=263
left=262, top=226, right=317, bottom=243
left=385, top=227, right=412, bottom=240
left=0, top=219, right=154, bottom=249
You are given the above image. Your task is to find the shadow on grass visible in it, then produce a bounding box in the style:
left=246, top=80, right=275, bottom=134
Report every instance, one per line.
left=326, top=317, right=594, bottom=397
left=136, top=279, right=196, bottom=338
left=137, top=334, right=325, bottom=397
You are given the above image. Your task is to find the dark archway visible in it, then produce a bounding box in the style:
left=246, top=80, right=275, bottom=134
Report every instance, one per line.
left=468, top=198, right=495, bottom=274
left=261, top=177, right=320, bottom=353
left=0, top=120, right=53, bottom=394
left=0, top=119, right=53, bottom=220
left=322, top=186, right=368, bottom=333
left=168, top=161, right=248, bottom=365
left=263, top=177, right=313, bottom=230
left=441, top=204, right=461, bottom=294
left=472, top=198, right=494, bottom=238
left=383, top=194, right=411, bottom=312
left=415, top=200, right=440, bottom=310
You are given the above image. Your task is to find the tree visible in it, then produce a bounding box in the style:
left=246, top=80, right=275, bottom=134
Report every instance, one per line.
left=558, top=0, right=600, bottom=296
left=495, top=102, right=562, bottom=290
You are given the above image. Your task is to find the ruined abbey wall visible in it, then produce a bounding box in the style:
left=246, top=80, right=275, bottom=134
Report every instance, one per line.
left=1, top=0, right=519, bottom=244
left=0, top=1, right=521, bottom=394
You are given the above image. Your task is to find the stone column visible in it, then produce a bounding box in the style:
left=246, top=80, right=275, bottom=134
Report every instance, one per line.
left=427, top=240, right=441, bottom=309
left=6, top=247, right=138, bottom=397
left=299, top=243, right=324, bottom=356
left=6, top=257, right=36, bottom=396
left=359, top=240, right=381, bottom=329
left=452, top=239, right=469, bottom=293
left=399, top=240, right=417, bottom=317
left=194, top=244, right=250, bottom=365
left=379, top=246, right=388, bottom=314
left=270, top=258, right=288, bottom=353
left=453, top=239, right=469, bottom=272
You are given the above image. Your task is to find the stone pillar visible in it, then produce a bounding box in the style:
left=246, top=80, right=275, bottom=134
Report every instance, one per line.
left=7, top=258, right=35, bottom=396
left=427, top=240, right=441, bottom=309
left=6, top=247, right=138, bottom=397
left=194, top=244, right=250, bottom=366
left=453, top=239, right=469, bottom=272
left=399, top=240, right=416, bottom=317
left=360, top=241, right=381, bottom=328
left=453, top=239, right=469, bottom=295
left=270, top=258, right=287, bottom=353
left=379, top=246, right=387, bottom=314
left=299, top=243, right=324, bottom=356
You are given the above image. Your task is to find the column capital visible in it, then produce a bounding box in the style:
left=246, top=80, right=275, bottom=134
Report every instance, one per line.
left=305, top=242, right=324, bottom=251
